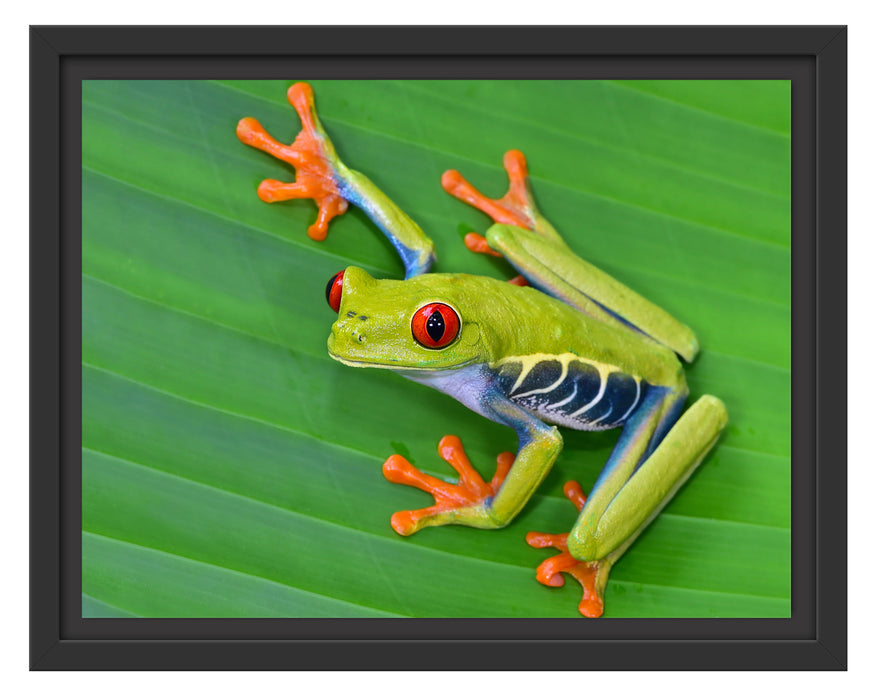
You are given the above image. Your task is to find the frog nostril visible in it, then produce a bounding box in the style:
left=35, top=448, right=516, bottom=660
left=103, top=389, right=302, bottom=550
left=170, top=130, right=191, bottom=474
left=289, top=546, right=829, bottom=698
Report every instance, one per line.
left=335, top=314, right=366, bottom=343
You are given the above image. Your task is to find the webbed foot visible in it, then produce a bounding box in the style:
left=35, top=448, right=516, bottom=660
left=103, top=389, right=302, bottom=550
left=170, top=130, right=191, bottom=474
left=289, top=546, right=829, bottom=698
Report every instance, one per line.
left=526, top=480, right=612, bottom=618
left=382, top=435, right=514, bottom=535
left=442, top=150, right=538, bottom=230
left=236, top=83, right=348, bottom=241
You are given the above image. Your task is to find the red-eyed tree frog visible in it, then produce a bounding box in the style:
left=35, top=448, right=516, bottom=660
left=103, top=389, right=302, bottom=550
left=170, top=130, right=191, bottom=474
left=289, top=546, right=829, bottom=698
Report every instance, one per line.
left=237, top=83, right=728, bottom=617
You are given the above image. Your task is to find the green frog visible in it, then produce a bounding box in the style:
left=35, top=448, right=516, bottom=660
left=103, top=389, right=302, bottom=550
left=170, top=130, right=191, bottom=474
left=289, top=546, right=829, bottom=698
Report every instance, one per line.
left=237, top=83, right=727, bottom=617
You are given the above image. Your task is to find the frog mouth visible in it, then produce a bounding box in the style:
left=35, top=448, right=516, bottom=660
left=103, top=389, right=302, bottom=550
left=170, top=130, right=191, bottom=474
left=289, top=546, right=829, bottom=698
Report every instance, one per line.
left=327, top=350, right=479, bottom=371
left=328, top=353, right=404, bottom=369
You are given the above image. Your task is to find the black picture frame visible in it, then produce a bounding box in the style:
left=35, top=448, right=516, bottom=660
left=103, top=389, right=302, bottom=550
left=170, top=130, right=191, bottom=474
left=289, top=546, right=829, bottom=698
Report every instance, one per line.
left=30, top=25, right=846, bottom=671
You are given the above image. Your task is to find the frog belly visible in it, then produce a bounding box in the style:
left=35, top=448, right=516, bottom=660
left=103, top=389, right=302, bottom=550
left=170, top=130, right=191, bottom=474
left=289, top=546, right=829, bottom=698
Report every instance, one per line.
left=493, top=354, right=648, bottom=431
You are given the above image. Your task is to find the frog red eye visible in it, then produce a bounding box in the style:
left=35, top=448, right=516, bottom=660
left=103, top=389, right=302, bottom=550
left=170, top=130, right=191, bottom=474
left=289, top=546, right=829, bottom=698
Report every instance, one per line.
left=325, top=270, right=344, bottom=312
left=411, top=303, right=460, bottom=349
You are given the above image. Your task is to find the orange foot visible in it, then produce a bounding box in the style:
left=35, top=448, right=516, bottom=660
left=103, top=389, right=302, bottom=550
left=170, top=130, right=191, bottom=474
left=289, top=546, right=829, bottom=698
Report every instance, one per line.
left=526, top=481, right=611, bottom=618
left=382, top=435, right=514, bottom=536
left=442, top=150, right=538, bottom=231
left=236, top=83, right=348, bottom=241
left=462, top=232, right=529, bottom=286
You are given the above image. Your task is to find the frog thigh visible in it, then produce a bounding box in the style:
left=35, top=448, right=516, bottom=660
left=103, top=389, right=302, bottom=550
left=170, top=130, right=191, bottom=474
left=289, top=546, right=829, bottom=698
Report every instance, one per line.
left=485, top=224, right=699, bottom=362
left=567, top=394, right=728, bottom=563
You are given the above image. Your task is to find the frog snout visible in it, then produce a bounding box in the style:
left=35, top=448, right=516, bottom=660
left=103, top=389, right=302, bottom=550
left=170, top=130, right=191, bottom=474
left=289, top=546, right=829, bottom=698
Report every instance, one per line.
left=332, top=316, right=368, bottom=344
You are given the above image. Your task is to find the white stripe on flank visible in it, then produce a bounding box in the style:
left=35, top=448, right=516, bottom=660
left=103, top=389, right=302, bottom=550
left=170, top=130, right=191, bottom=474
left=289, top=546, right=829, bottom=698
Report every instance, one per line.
left=617, top=381, right=643, bottom=424
left=511, top=359, right=569, bottom=400
left=508, top=363, right=531, bottom=395
left=569, top=370, right=608, bottom=418
left=546, top=384, right=579, bottom=410
left=588, top=404, right=616, bottom=427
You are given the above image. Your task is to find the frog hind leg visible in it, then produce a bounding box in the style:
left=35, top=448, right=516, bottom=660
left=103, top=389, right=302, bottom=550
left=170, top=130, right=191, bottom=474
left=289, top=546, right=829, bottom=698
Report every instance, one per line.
left=442, top=151, right=545, bottom=287
left=443, top=151, right=698, bottom=361
left=443, top=150, right=563, bottom=250
left=527, top=393, right=727, bottom=617
left=237, top=83, right=435, bottom=277
left=526, top=482, right=611, bottom=618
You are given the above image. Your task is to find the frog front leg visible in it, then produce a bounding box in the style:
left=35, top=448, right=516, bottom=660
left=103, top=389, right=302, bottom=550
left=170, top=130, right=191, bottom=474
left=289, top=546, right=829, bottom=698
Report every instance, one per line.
left=237, top=83, right=435, bottom=278
left=383, top=389, right=563, bottom=534
left=527, top=391, right=728, bottom=617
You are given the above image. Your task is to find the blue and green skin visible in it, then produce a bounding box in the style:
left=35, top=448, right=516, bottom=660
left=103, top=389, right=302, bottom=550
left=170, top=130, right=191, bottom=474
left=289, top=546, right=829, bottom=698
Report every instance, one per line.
left=237, top=83, right=728, bottom=617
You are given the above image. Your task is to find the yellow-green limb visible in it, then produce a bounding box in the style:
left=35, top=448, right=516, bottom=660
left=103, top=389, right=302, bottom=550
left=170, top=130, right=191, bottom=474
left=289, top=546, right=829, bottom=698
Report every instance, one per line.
left=484, top=224, right=700, bottom=362
left=567, top=394, right=728, bottom=564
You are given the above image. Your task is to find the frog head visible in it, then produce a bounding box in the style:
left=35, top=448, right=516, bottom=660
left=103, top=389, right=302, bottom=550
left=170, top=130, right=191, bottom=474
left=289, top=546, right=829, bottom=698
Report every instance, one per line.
left=326, top=266, right=491, bottom=371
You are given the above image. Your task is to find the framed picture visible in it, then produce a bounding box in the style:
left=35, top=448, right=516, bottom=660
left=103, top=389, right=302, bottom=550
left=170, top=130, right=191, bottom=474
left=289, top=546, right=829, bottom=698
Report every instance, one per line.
left=30, top=25, right=846, bottom=670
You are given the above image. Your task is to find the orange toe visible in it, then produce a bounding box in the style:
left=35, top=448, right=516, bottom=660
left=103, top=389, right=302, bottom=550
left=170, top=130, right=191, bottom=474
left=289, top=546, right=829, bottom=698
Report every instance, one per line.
left=526, top=480, right=610, bottom=618
left=237, top=83, right=348, bottom=240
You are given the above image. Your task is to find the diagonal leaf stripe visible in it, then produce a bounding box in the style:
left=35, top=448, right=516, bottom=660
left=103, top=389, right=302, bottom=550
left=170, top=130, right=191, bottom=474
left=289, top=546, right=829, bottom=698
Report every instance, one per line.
left=82, top=80, right=791, bottom=617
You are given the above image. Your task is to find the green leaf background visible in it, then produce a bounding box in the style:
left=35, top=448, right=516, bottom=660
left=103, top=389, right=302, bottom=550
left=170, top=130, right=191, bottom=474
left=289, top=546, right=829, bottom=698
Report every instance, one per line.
left=82, top=80, right=790, bottom=618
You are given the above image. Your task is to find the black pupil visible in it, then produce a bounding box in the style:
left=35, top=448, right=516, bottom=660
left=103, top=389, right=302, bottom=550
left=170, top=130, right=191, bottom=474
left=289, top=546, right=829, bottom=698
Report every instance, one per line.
left=325, top=274, right=338, bottom=303
left=426, top=310, right=445, bottom=342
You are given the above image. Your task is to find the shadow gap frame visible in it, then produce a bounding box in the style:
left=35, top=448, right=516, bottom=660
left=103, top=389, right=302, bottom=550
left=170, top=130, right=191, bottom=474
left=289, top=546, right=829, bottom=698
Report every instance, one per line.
left=30, top=24, right=846, bottom=671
